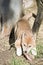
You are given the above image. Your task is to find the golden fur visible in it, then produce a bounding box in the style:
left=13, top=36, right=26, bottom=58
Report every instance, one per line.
left=14, top=16, right=37, bottom=56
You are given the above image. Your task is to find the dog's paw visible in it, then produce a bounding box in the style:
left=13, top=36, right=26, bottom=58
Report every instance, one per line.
left=31, top=48, right=37, bottom=56
left=16, top=47, right=22, bottom=56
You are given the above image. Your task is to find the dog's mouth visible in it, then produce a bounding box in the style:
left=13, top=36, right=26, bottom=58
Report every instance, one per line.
left=23, top=52, right=35, bottom=62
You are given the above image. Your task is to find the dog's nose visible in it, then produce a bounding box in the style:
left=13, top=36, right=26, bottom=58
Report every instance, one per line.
left=25, top=51, right=27, bottom=53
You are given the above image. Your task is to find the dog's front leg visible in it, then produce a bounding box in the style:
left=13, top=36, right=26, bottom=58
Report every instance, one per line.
left=15, top=38, right=22, bottom=56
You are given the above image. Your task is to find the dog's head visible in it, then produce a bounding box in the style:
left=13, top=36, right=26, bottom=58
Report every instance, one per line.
left=22, top=32, right=37, bottom=55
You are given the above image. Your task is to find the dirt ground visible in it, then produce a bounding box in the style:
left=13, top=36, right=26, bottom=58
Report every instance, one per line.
left=0, top=22, right=43, bottom=65
left=0, top=0, right=43, bottom=65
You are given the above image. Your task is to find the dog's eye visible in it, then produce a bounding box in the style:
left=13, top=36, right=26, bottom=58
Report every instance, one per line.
left=29, top=46, right=31, bottom=47
left=24, top=44, right=26, bottom=46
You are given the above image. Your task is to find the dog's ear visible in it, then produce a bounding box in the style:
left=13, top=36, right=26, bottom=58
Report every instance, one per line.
left=15, top=38, right=22, bottom=51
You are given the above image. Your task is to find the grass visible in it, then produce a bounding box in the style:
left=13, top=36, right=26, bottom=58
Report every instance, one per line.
left=11, top=55, right=30, bottom=65
left=36, top=39, right=43, bottom=58
left=10, top=39, right=43, bottom=65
